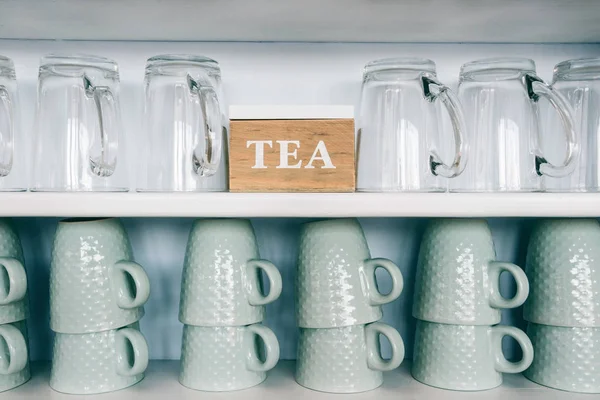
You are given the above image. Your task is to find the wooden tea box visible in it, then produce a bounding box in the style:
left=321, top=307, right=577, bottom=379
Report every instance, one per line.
left=229, top=105, right=355, bottom=192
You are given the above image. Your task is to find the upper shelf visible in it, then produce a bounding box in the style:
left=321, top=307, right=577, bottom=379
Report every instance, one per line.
left=1, top=0, right=599, bottom=43
left=1, top=192, right=599, bottom=217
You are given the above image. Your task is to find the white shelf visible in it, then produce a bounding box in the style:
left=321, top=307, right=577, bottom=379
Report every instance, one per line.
left=1, top=0, right=599, bottom=43
left=5, top=360, right=587, bottom=399
left=0, top=192, right=599, bottom=217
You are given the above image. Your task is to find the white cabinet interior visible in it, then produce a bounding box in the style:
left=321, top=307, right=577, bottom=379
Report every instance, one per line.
left=1, top=0, right=598, bottom=43
left=0, top=29, right=598, bottom=398
left=4, top=39, right=600, bottom=360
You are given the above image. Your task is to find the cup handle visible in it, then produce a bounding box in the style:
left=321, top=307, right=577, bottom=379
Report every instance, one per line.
left=83, top=75, right=119, bottom=178
left=115, top=327, right=149, bottom=377
left=187, top=74, right=222, bottom=177
left=488, top=261, right=529, bottom=309
left=245, top=324, right=280, bottom=372
left=0, top=324, right=27, bottom=375
left=421, top=75, right=468, bottom=178
left=363, top=258, right=403, bottom=306
left=0, top=257, right=27, bottom=306
left=0, top=85, right=14, bottom=177
left=246, top=259, right=282, bottom=306
left=365, top=322, right=404, bottom=371
left=111, top=261, right=151, bottom=309
left=490, top=325, right=534, bottom=374
left=524, top=73, right=579, bottom=178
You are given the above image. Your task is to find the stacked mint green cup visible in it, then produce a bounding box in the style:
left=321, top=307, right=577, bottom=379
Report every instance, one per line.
left=295, top=218, right=405, bottom=393
left=411, top=219, right=534, bottom=391
left=48, top=218, right=151, bottom=395
left=0, top=219, right=31, bottom=392
left=523, top=219, right=600, bottom=393
left=178, top=219, right=282, bottom=391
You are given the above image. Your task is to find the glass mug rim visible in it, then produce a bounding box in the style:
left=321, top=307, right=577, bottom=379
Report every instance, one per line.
left=554, top=57, right=600, bottom=81
left=145, top=54, right=221, bottom=76
left=364, top=57, right=436, bottom=76
left=40, top=53, right=119, bottom=74
left=460, top=57, right=536, bottom=79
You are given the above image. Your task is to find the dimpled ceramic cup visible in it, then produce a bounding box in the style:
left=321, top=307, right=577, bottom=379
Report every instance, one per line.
left=50, top=323, right=148, bottom=395
left=179, top=219, right=282, bottom=326
left=50, top=218, right=150, bottom=334
left=412, top=320, right=533, bottom=391
left=0, top=219, right=28, bottom=325
left=179, top=324, right=280, bottom=391
left=525, top=322, right=600, bottom=393
left=413, top=219, right=529, bottom=325
left=525, top=219, right=600, bottom=327
left=0, top=321, right=30, bottom=392
left=296, top=322, right=404, bottom=393
left=297, top=219, right=403, bottom=328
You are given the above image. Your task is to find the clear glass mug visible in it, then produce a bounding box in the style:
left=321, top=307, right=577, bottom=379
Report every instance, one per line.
left=0, top=56, right=25, bottom=191
left=543, top=58, right=600, bottom=192
left=450, top=58, right=578, bottom=192
left=137, top=55, right=228, bottom=192
left=32, top=54, right=128, bottom=191
left=356, top=58, right=467, bottom=192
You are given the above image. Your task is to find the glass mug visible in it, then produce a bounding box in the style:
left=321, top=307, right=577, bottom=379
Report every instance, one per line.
left=543, top=58, right=600, bottom=192
left=450, top=58, right=578, bottom=192
left=0, top=56, right=25, bottom=191
left=356, top=58, right=467, bottom=192
left=32, top=54, right=128, bottom=191
left=137, top=55, right=228, bottom=192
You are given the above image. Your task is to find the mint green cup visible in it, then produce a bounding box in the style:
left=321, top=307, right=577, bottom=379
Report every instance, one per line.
left=0, top=321, right=30, bottom=392
left=525, top=322, right=600, bottom=393
left=525, top=219, right=600, bottom=327
left=179, top=219, right=282, bottom=327
left=297, top=219, right=403, bottom=328
left=0, top=219, right=29, bottom=325
left=50, top=323, right=148, bottom=395
left=413, top=219, right=529, bottom=325
left=179, top=324, right=280, bottom=391
left=50, top=218, right=150, bottom=334
left=296, top=322, right=405, bottom=393
left=412, top=320, right=533, bottom=391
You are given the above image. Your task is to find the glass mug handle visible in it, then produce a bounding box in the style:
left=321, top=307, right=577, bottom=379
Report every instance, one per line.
left=421, top=76, right=468, bottom=178
left=365, top=322, right=405, bottom=371
left=83, top=75, right=119, bottom=178
left=0, top=86, right=14, bottom=177
left=490, top=326, right=534, bottom=374
left=186, top=75, right=222, bottom=177
left=524, top=74, right=579, bottom=178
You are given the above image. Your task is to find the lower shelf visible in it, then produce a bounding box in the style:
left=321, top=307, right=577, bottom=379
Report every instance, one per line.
left=6, top=360, right=587, bottom=399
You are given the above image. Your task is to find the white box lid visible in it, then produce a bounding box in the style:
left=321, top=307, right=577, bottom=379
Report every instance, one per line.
left=229, top=105, right=354, bottom=120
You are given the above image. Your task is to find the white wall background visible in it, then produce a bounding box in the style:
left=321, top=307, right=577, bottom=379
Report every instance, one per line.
left=2, top=40, right=599, bottom=360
